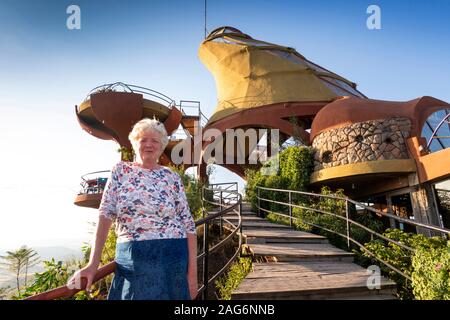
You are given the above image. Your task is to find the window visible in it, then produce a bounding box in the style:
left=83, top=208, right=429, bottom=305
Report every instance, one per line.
left=421, top=109, right=450, bottom=152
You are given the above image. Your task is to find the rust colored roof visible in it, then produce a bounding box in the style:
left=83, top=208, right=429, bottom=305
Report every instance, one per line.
left=310, top=96, right=449, bottom=142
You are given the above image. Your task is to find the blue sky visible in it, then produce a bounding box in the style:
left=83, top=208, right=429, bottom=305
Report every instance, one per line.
left=0, top=0, right=449, bottom=251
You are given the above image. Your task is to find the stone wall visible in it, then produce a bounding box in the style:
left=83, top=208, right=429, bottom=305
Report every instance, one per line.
left=312, top=117, right=411, bottom=171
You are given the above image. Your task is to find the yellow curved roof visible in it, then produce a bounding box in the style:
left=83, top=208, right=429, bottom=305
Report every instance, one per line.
left=199, top=26, right=366, bottom=125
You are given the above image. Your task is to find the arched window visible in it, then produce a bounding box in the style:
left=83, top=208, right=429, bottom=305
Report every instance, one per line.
left=421, top=109, right=450, bottom=152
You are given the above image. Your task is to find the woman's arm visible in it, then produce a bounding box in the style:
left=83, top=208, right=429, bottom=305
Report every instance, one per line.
left=87, top=216, right=113, bottom=269
left=67, top=216, right=113, bottom=291
left=186, top=232, right=198, bottom=299
left=173, top=173, right=198, bottom=299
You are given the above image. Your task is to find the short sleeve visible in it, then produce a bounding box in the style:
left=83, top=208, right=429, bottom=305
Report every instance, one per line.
left=174, top=173, right=196, bottom=235
left=98, top=163, right=121, bottom=221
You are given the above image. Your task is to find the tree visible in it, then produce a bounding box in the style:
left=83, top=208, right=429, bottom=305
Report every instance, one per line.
left=0, top=246, right=40, bottom=295
left=0, top=286, right=12, bottom=300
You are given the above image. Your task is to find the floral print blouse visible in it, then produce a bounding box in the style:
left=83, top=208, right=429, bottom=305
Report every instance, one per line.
left=98, top=161, right=196, bottom=243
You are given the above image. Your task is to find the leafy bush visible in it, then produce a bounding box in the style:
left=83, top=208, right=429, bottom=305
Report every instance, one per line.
left=363, top=228, right=448, bottom=299
left=412, top=242, right=450, bottom=299
left=14, top=258, right=86, bottom=300
left=244, top=146, right=314, bottom=214
left=279, top=146, right=314, bottom=191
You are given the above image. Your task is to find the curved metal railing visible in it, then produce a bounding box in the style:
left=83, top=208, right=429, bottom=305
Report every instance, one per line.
left=25, top=183, right=242, bottom=300
left=84, top=82, right=176, bottom=108
left=197, top=184, right=243, bottom=299
left=255, top=185, right=450, bottom=282
left=78, top=170, right=110, bottom=195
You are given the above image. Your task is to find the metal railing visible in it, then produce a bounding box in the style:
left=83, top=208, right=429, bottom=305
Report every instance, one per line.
left=78, top=170, right=110, bottom=195
left=84, top=82, right=176, bottom=108
left=197, top=184, right=242, bottom=299
left=255, top=185, right=450, bottom=282
left=206, top=182, right=239, bottom=205
left=178, top=100, right=209, bottom=128
left=25, top=183, right=242, bottom=300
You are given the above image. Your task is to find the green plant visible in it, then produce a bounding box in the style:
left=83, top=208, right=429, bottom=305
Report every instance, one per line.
left=16, top=258, right=85, bottom=300
left=279, top=146, right=314, bottom=191
left=215, top=257, right=252, bottom=300
left=117, top=147, right=135, bottom=162
left=244, top=146, right=314, bottom=214
left=363, top=228, right=448, bottom=299
left=412, top=242, right=450, bottom=299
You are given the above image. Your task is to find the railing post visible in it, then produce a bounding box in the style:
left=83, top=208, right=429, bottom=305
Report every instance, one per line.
left=202, top=221, right=209, bottom=300
left=289, top=191, right=293, bottom=227
left=239, top=197, right=243, bottom=236
left=219, top=191, right=223, bottom=237
left=257, top=187, right=261, bottom=217
left=345, top=199, right=350, bottom=250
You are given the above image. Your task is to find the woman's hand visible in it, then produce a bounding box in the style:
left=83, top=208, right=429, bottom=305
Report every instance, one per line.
left=187, top=271, right=198, bottom=300
left=67, top=264, right=98, bottom=292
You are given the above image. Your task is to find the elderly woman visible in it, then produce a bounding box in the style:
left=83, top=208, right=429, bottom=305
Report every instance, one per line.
left=68, top=118, right=197, bottom=300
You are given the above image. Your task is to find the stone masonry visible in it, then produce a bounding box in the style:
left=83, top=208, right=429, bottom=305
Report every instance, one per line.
left=312, top=117, right=411, bottom=171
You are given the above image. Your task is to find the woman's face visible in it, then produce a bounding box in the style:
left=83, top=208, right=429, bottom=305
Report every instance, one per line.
left=138, top=129, right=163, bottom=163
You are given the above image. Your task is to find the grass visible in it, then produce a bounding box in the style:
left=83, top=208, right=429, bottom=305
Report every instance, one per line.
left=215, top=257, right=253, bottom=300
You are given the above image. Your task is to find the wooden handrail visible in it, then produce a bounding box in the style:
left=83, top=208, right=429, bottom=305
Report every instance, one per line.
left=24, top=262, right=116, bottom=300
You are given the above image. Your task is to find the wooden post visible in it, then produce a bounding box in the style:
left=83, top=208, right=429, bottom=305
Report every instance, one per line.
left=386, top=196, right=396, bottom=229
left=410, top=184, right=442, bottom=237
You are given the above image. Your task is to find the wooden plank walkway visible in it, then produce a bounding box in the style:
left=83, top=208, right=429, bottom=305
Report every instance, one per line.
left=224, top=203, right=397, bottom=300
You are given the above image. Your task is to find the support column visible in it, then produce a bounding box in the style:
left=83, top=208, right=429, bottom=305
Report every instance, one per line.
left=197, top=163, right=208, bottom=183
left=410, top=183, right=442, bottom=236
left=386, top=196, right=397, bottom=229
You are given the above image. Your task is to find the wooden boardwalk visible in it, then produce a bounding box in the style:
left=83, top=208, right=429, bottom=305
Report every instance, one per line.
left=225, top=203, right=397, bottom=300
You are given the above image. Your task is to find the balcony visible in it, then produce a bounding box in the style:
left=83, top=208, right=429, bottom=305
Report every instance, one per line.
left=74, top=171, right=110, bottom=209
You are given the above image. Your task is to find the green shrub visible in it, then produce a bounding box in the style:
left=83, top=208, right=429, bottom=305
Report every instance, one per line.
left=279, top=146, right=314, bottom=191
left=363, top=228, right=448, bottom=299
left=412, top=242, right=450, bottom=299
left=215, top=257, right=252, bottom=300
left=244, top=146, right=314, bottom=214
left=244, top=168, right=266, bottom=212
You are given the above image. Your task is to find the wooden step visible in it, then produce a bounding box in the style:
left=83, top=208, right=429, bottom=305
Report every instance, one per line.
left=243, top=229, right=328, bottom=244
left=225, top=221, right=293, bottom=230
left=225, top=215, right=266, bottom=222
left=241, top=202, right=253, bottom=209
left=224, top=217, right=292, bottom=229
left=242, top=221, right=292, bottom=229
left=248, top=243, right=354, bottom=262
left=232, top=262, right=396, bottom=300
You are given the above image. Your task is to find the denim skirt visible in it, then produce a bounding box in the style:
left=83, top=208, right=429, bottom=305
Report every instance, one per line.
left=107, top=238, right=190, bottom=300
